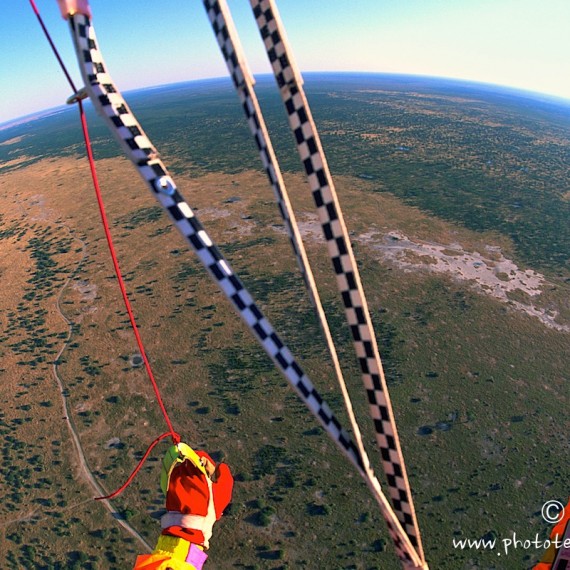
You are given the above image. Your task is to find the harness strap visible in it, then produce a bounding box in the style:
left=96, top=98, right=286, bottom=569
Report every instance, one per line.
left=161, top=513, right=209, bottom=532
left=161, top=475, right=216, bottom=549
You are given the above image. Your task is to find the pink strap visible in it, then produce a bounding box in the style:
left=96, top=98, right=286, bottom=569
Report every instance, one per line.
left=57, top=0, right=91, bottom=19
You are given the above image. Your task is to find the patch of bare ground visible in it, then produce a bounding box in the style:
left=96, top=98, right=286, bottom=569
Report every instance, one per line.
left=0, top=155, right=34, bottom=170
left=271, top=174, right=569, bottom=333
left=0, top=135, right=26, bottom=146
left=360, top=229, right=568, bottom=331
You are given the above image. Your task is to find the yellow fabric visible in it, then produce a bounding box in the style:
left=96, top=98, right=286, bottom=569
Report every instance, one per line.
left=160, top=443, right=207, bottom=494
left=133, top=536, right=205, bottom=569
left=154, top=535, right=203, bottom=556
left=155, top=535, right=192, bottom=560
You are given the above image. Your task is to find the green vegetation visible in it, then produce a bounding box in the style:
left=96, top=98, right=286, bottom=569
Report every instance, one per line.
left=114, top=206, right=164, bottom=230
left=0, top=74, right=568, bottom=569
left=4, top=75, right=568, bottom=275
left=309, top=79, right=570, bottom=274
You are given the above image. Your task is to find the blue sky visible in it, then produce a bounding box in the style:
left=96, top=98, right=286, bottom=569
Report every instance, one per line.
left=1, top=0, right=569, bottom=124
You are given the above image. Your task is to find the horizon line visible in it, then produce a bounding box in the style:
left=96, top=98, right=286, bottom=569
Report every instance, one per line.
left=2, top=71, right=569, bottom=131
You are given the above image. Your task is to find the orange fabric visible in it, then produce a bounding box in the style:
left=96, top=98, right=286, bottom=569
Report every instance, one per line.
left=550, top=501, right=570, bottom=540
left=133, top=553, right=196, bottom=570
left=163, top=451, right=233, bottom=546
left=533, top=499, right=570, bottom=570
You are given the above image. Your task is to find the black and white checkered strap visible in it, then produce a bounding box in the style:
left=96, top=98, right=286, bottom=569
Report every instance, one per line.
left=65, top=11, right=369, bottom=512
left=201, top=2, right=425, bottom=567
left=249, top=0, right=425, bottom=564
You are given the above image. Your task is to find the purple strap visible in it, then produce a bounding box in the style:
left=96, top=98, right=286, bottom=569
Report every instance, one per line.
left=186, top=544, right=208, bottom=570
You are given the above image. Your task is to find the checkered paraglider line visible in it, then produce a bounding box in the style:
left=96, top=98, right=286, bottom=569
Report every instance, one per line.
left=249, top=0, right=424, bottom=560
left=201, top=0, right=310, bottom=292
left=66, top=12, right=368, bottom=488
left=202, top=1, right=425, bottom=566
left=62, top=4, right=428, bottom=567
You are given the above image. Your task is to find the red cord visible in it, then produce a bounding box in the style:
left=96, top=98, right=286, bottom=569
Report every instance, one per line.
left=76, top=101, right=180, bottom=444
left=95, top=431, right=177, bottom=500
left=29, top=0, right=180, bottom=449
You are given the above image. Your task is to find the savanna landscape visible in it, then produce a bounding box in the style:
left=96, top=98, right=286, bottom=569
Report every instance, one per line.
left=0, top=74, right=569, bottom=569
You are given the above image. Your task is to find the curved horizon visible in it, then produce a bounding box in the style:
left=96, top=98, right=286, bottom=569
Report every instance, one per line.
left=2, top=70, right=569, bottom=131
left=1, top=0, right=569, bottom=124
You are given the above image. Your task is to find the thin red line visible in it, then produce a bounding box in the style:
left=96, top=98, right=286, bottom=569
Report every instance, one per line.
left=76, top=100, right=179, bottom=442
left=29, top=0, right=180, bottom=447
left=95, top=432, right=176, bottom=500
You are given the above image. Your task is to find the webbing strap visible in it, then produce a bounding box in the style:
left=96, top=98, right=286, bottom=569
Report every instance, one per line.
left=58, top=4, right=426, bottom=567
left=249, top=0, right=425, bottom=565
left=200, top=2, right=425, bottom=567
left=63, top=8, right=369, bottom=506
left=161, top=512, right=208, bottom=531
left=202, top=0, right=375, bottom=483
